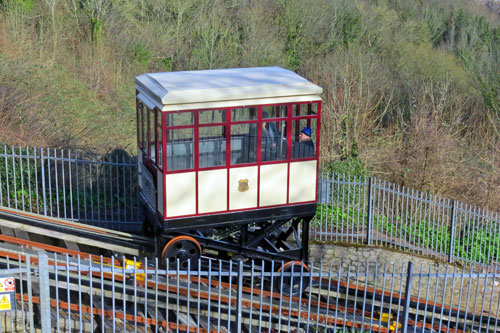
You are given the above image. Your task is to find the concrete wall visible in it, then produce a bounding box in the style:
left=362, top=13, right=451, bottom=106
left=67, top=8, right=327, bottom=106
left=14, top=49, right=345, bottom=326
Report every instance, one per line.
left=309, top=243, right=500, bottom=316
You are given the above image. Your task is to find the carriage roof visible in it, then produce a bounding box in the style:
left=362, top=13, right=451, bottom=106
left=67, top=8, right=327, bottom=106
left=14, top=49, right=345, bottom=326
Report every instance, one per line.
left=135, top=67, right=323, bottom=111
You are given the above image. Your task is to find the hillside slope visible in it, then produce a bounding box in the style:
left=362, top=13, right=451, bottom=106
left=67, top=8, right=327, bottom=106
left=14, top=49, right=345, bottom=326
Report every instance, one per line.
left=0, top=0, right=499, bottom=210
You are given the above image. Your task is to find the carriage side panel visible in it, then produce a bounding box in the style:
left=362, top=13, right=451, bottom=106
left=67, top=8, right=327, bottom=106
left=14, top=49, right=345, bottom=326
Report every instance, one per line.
left=289, top=160, right=317, bottom=203
left=165, top=172, right=196, bottom=217
left=198, top=169, right=227, bottom=213
left=259, top=163, right=288, bottom=206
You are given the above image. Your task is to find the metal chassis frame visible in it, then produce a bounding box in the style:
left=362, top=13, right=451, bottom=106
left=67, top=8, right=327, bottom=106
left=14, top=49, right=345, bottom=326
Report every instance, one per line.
left=159, top=216, right=312, bottom=263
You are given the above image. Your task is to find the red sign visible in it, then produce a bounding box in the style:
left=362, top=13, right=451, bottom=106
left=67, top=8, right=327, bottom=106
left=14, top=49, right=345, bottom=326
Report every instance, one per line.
left=0, top=277, right=15, bottom=292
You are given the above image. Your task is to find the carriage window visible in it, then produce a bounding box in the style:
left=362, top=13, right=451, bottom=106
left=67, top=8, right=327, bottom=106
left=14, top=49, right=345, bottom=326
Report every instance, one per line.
left=199, top=109, right=226, bottom=124
left=199, top=126, right=226, bottom=168
left=166, top=128, right=194, bottom=171
left=232, top=107, right=257, bottom=121
left=157, top=111, right=163, bottom=169
left=230, top=123, right=257, bottom=165
left=261, top=120, right=287, bottom=161
left=291, top=118, right=317, bottom=159
left=137, top=102, right=143, bottom=150
left=149, top=109, right=156, bottom=163
left=293, top=103, right=318, bottom=116
left=263, top=105, right=287, bottom=119
left=166, top=111, right=194, bottom=126
left=140, top=104, right=148, bottom=151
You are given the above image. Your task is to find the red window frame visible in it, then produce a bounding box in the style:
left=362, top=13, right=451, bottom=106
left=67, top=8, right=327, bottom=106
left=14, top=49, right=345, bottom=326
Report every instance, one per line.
left=157, top=101, right=320, bottom=174
left=136, top=99, right=142, bottom=150
left=155, top=109, right=163, bottom=171
left=136, top=101, right=321, bottom=172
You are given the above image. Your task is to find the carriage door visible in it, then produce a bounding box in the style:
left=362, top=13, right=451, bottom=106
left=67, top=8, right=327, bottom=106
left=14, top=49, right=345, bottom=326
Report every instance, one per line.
left=139, top=104, right=161, bottom=214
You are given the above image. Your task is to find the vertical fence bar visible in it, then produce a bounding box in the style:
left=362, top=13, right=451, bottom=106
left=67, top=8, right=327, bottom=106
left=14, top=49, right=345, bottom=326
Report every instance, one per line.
left=356, top=175, right=362, bottom=243
left=236, top=259, right=243, bottom=333
left=81, top=156, right=88, bottom=220
left=89, top=163, right=94, bottom=221
left=61, top=150, right=67, bottom=219
left=449, top=200, right=457, bottom=263
left=495, top=212, right=500, bottom=265
left=377, top=178, right=383, bottom=246
left=19, top=147, right=25, bottom=210
left=83, top=158, right=87, bottom=221
left=390, top=181, right=396, bottom=246
left=54, top=149, right=60, bottom=217
left=401, top=261, right=413, bottom=333
left=474, top=206, right=481, bottom=265
left=103, top=156, right=108, bottom=222
left=109, top=155, right=114, bottom=222
left=12, top=146, right=17, bottom=209
left=366, top=176, right=373, bottom=245
left=432, top=195, right=438, bottom=256
left=116, top=156, right=120, bottom=221
left=227, top=261, right=232, bottom=331
left=335, top=174, right=341, bottom=241
left=68, top=151, right=74, bottom=220
left=97, top=159, right=101, bottom=221
left=317, top=172, right=323, bottom=241
left=3, top=145, right=9, bottom=207
left=34, top=147, right=39, bottom=214
left=446, top=265, right=458, bottom=332
left=347, top=174, right=352, bottom=243
left=341, top=173, right=345, bottom=243
left=40, top=148, right=47, bottom=216
left=27, top=147, right=32, bottom=213
left=47, top=148, right=53, bottom=216
left=26, top=254, right=34, bottom=333
left=122, top=156, right=126, bottom=222
left=77, top=256, right=83, bottom=332
left=52, top=253, right=60, bottom=333
left=76, top=151, right=81, bottom=220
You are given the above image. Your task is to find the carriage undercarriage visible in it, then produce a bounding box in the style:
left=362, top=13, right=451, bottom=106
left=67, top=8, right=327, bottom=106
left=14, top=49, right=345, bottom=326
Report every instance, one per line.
left=158, top=217, right=312, bottom=266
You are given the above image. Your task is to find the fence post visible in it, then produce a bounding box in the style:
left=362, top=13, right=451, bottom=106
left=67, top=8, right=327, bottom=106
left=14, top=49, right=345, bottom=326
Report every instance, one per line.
left=26, top=254, right=34, bottom=333
left=38, top=252, right=51, bottom=332
left=236, top=259, right=243, bottom=333
left=448, top=200, right=457, bottom=263
left=401, top=261, right=414, bottom=333
left=366, top=176, right=373, bottom=245
left=40, top=149, right=47, bottom=216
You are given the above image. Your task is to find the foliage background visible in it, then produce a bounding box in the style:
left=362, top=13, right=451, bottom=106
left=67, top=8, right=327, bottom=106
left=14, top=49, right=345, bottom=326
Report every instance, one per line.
left=0, top=0, right=499, bottom=210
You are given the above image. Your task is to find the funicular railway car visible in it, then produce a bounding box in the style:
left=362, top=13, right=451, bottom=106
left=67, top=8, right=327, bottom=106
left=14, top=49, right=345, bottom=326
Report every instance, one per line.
left=135, top=67, right=322, bottom=270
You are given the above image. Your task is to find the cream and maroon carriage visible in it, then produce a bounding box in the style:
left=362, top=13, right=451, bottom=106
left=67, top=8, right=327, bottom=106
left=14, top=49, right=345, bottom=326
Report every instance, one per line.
left=135, top=67, right=322, bottom=268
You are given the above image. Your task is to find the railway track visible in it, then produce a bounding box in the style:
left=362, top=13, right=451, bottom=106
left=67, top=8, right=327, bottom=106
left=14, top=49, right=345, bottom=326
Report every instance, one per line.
left=0, top=206, right=153, bottom=256
left=0, top=207, right=498, bottom=332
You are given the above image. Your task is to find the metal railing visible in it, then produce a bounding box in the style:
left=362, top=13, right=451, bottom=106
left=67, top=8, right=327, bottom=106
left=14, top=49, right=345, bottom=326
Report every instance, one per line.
left=0, top=145, right=140, bottom=231
left=1, top=145, right=500, bottom=269
left=314, top=174, right=500, bottom=269
left=1, top=252, right=499, bottom=332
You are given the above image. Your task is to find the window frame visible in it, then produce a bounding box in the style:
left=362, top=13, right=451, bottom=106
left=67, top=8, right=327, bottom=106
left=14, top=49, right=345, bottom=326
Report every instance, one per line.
left=136, top=99, right=143, bottom=150
left=155, top=101, right=320, bottom=174
left=156, top=109, right=163, bottom=171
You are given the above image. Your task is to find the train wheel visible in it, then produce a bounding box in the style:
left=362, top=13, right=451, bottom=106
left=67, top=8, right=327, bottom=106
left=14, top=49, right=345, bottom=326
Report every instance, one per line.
left=276, top=261, right=310, bottom=296
left=161, top=236, right=202, bottom=269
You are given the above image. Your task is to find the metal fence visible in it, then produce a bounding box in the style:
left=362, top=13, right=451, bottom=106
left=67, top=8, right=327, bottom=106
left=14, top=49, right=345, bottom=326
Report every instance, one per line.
left=1, top=252, right=499, bottom=332
left=1, top=145, right=500, bottom=269
left=314, top=174, right=500, bottom=270
left=0, top=145, right=140, bottom=230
